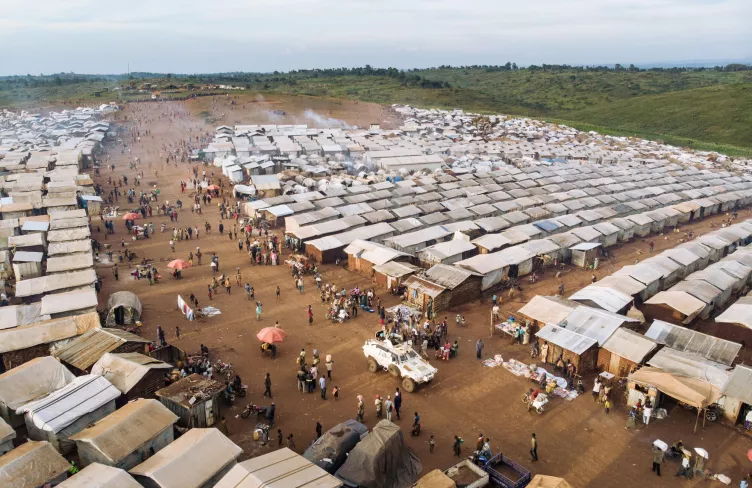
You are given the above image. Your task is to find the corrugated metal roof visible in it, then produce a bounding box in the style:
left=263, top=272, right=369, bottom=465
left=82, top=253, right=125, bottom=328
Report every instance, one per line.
left=721, top=365, right=752, bottom=404
left=405, top=275, right=446, bottom=298
left=647, top=348, right=730, bottom=389
left=423, top=263, right=476, bottom=289
left=645, top=320, right=741, bottom=365
left=536, top=324, right=597, bottom=355
left=517, top=296, right=576, bottom=325
left=54, top=328, right=149, bottom=371
left=560, top=305, right=637, bottom=345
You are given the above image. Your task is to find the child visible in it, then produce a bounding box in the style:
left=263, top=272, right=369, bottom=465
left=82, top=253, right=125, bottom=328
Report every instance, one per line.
left=429, top=435, right=435, bottom=453
left=277, top=428, right=283, bottom=447
left=604, top=398, right=611, bottom=415
left=332, top=386, right=339, bottom=400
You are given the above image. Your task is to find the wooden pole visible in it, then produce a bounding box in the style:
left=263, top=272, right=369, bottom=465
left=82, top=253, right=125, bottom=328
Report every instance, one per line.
left=489, top=310, right=494, bottom=339
left=693, top=407, right=701, bottom=433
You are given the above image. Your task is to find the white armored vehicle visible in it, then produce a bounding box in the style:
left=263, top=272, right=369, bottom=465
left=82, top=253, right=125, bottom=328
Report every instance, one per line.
left=362, top=336, right=437, bottom=392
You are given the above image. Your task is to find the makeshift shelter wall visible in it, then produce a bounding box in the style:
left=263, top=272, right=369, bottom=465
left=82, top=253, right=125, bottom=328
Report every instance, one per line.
left=597, top=349, right=640, bottom=378
left=26, top=400, right=116, bottom=455
left=541, top=342, right=598, bottom=374
left=76, top=424, right=174, bottom=471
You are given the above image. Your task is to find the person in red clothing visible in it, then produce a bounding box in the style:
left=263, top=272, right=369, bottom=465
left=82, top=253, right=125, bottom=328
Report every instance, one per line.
left=307, top=305, right=313, bottom=325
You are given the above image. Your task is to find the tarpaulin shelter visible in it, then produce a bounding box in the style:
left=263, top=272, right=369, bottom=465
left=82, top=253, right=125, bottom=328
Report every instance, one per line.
left=58, top=463, right=142, bottom=488
left=129, top=428, right=242, bottom=488
left=217, top=448, right=343, bottom=488
left=17, top=374, right=121, bottom=454
left=0, top=417, right=15, bottom=453
left=0, top=356, right=75, bottom=428
left=106, top=291, right=143, bottom=326
left=335, top=420, right=421, bottom=488
left=70, top=399, right=177, bottom=470
left=628, top=366, right=723, bottom=433
left=91, top=352, right=172, bottom=404
left=528, top=476, right=573, bottom=488
left=0, top=441, right=70, bottom=488
left=304, top=420, right=368, bottom=474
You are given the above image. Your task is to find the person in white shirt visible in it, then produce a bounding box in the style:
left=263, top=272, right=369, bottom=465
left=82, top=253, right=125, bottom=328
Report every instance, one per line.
left=592, top=379, right=601, bottom=402
left=643, top=404, right=652, bottom=425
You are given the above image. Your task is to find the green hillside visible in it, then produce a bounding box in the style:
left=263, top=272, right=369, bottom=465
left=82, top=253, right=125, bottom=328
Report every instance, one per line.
left=563, top=84, right=752, bottom=151
left=3, top=66, right=752, bottom=155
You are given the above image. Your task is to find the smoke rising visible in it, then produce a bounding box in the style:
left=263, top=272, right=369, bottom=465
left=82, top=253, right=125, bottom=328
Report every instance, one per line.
left=303, top=109, right=352, bottom=129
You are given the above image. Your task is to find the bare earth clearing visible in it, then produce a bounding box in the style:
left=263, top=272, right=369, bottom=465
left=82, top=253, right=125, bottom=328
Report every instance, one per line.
left=96, top=97, right=752, bottom=488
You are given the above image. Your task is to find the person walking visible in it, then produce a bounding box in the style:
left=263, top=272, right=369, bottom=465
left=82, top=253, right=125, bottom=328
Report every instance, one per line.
left=356, top=395, right=365, bottom=423
left=307, top=305, right=313, bottom=326
left=382, top=395, right=393, bottom=421
left=277, top=428, right=283, bottom=447
left=256, top=302, right=262, bottom=321
left=325, top=355, right=333, bottom=379
left=530, top=433, right=538, bottom=461
left=266, top=403, right=275, bottom=427
left=319, top=376, right=326, bottom=400
left=316, top=421, right=322, bottom=439
left=276, top=285, right=281, bottom=301
left=643, top=401, right=652, bottom=425
left=394, top=388, right=402, bottom=420
left=652, top=445, right=664, bottom=476
left=625, top=406, right=637, bottom=430
left=263, top=372, right=272, bottom=398
left=453, top=436, right=463, bottom=457
left=476, top=339, right=484, bottom=359
left=592, top=378, right=601, bottom=402
left=219, top=416, right=229, bottom=436
left=286, top=433, right=295, bottom=451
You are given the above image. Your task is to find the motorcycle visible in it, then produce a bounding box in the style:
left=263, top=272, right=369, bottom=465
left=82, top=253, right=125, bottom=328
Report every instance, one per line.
left=241, top=403, right=269, bottom=419
left=470, top=450, right=491, bottom=467
left=222, top=390, right=235, bottom=406
left=236, top=384, right=248, bottom=398
left=522, top=391, right=548, bottom=414
left=678, top=401, right=722, bottom=421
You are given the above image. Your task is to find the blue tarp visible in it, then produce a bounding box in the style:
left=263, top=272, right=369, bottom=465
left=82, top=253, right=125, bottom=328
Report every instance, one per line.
left=533, top=220, right=561, bottom=232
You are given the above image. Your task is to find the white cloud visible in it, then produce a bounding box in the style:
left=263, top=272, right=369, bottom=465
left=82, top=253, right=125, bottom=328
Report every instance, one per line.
left=0, top=0, right=749, bottom=74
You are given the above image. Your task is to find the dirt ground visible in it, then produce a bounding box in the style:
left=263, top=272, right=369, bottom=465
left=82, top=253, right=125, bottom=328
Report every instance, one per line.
left=185, top=92, right=402, bottom=130
left=94, top=99, right=752, bottom=488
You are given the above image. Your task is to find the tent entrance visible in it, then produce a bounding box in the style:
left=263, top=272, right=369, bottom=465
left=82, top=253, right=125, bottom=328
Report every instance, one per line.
left=114, top=306, right=125, bottom=325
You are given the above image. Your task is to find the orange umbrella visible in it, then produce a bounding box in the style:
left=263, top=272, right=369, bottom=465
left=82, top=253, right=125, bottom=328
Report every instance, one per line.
left=122, top=212, right=140, bottom=220
left=257, top=327, right=287, bottom=343
left=207, top=184, right=220, bottom=191
left=167, top=259, right=191, bottom=270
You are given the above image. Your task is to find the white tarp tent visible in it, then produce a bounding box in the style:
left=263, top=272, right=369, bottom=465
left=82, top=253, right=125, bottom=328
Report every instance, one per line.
left=129, top=428, right=242, bottom=488
left=215, top=448, right=342, bottom=488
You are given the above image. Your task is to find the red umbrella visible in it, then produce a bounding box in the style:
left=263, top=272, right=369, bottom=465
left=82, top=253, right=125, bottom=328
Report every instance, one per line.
left=122, top=212, right=140, bottom=220
left=257, top=327, right=287, bottom=343
left=167, top=259, right=191, bottom=270
left=748, top=448, right=752, bottom=462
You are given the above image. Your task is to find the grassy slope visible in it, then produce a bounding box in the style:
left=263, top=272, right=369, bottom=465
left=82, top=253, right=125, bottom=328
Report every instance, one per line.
left=564, top=84, right=752, bottom=150
left=3, top=69, right=751, bottom=156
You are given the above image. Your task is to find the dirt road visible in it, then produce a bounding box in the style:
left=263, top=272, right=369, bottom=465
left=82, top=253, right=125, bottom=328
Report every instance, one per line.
left=95, top=99, right=752, bottom=487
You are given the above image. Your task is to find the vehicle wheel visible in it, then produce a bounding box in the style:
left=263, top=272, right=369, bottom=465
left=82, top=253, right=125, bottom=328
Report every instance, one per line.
left=402, top=377, right=416, bottom=393
left=522, top=394, right=530, bottom=404
left=237, top=389, right=247, bottom=398
left=706, top=410, right=718, bottom=422
left=388, top=365, right=401, bottom=378
left=367, top=358, right=378, bottom=373
left=240, top=410, right=250, bottom=419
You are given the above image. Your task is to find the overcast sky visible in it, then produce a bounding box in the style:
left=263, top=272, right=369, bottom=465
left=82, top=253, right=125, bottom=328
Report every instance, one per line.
left=1, top=0, right=750, bottom=75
